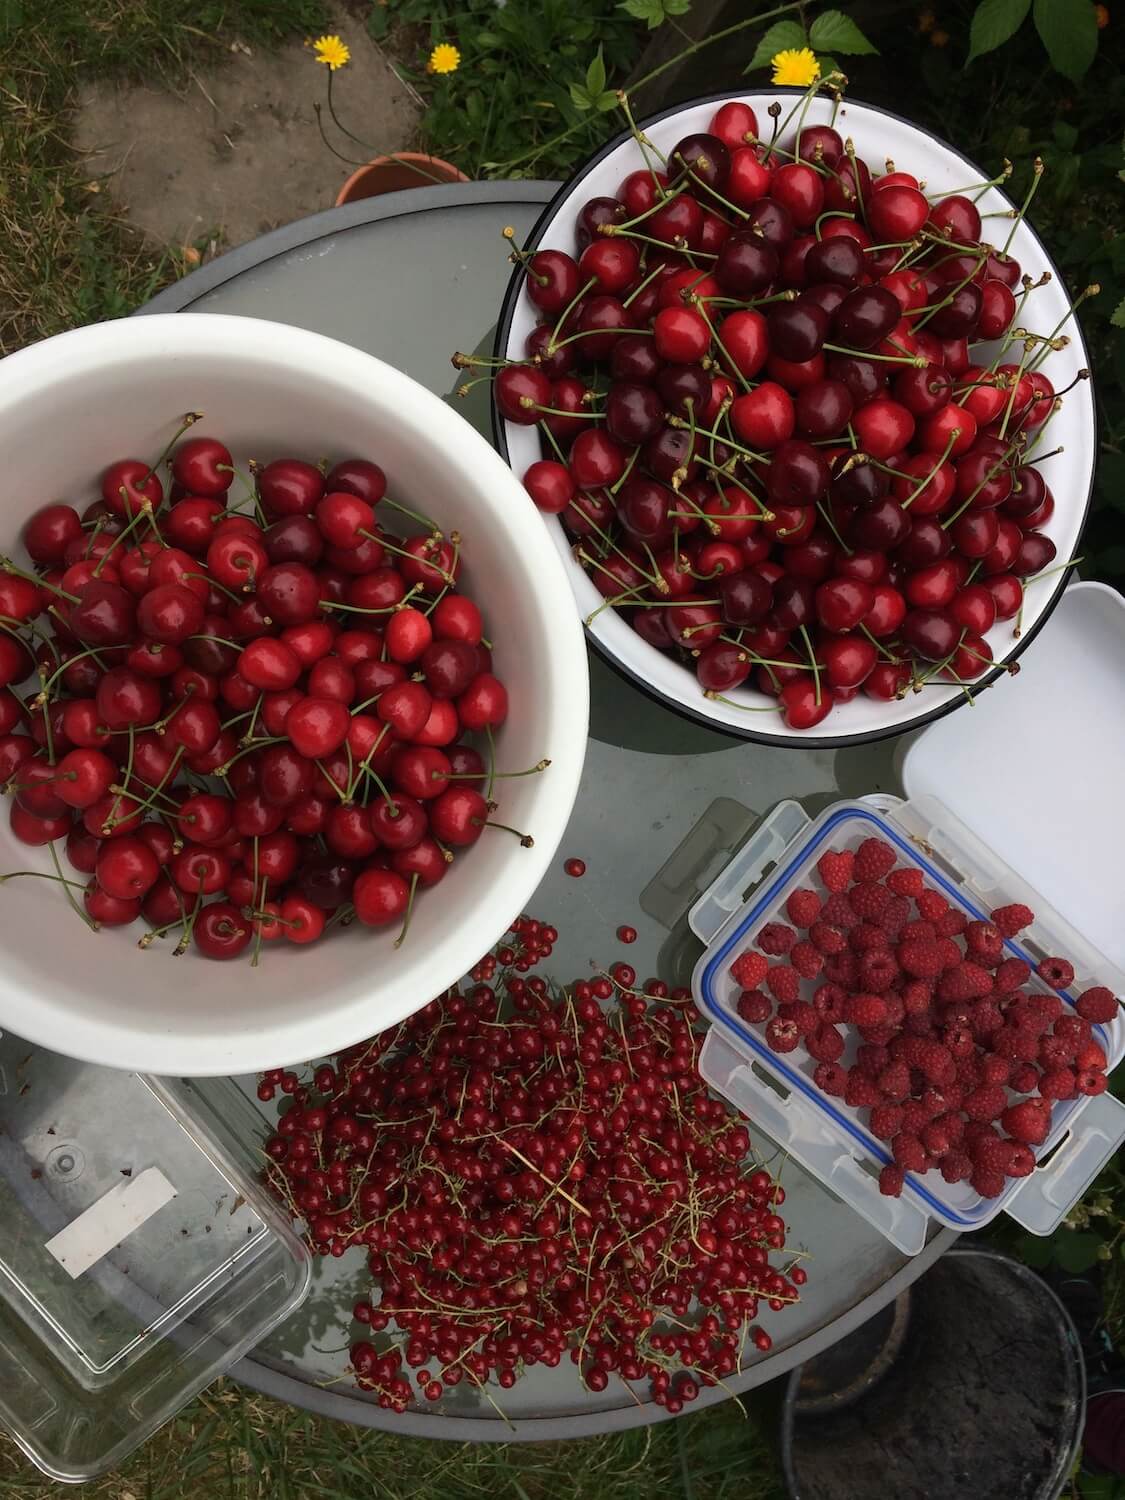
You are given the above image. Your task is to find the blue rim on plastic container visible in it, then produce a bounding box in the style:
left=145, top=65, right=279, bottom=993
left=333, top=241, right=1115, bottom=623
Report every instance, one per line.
left=694, top=803, right=1111, bottom=1230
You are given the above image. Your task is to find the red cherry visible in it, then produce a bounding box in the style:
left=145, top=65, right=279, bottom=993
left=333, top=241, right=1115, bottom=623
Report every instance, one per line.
left=429, top=785, right=488, bottom=846
left=286, top=697, right=350, bottom=758
left=101, top=458, right=163, bottom=518
left=779, top=677, right=833, bottom=729
left=815, top=576, right=873, bottom=632
left=710, top=100, right=758, bottom=150
left=96, top=834, right=160, bottom=900
left=83, top=880, right=140, bottom=925
left=852, top=398, right=915, bottom=459
left=353, top=867, right=411, bottom=926
left=193, top=901, right=253, bottom=959
left=23, top=504, right=83, bottom=565
left=522, top=460, right=574, bottom=514
left=730, top=383, right=795, bottom=449
left=171, top=436, right=233, bottom=497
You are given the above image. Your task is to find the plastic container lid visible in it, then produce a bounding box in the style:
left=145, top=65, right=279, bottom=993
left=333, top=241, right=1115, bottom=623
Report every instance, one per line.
left=901, top=581, right=1125, bottom=972
left=0, top=1037, right=310, bottom=1483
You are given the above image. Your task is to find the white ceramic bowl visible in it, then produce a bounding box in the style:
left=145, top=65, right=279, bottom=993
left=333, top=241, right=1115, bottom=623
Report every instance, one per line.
left=0, top=314, right=589, bottom=1075
left=494, top=91, right=1096, bottom=746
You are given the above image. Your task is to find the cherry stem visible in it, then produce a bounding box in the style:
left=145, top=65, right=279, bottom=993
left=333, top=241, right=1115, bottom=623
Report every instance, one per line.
left=1001, top=157, right=1043, bottom=257
left=548, top=276, right=598, bottom=353
left=815, top=501, right=854, bottom=556
left=141, top=412, right=202, bottom=489
left=1, top=557, right=79, bottom=604
left=47, top=839, right=100, bottom=931
left=474, top=818, right=534, bottom=848
left=393, top=872, right=419, bottom=949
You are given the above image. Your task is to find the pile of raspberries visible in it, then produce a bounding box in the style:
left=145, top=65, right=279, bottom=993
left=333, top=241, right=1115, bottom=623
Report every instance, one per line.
left=729, top=836, right=1118, bottom=1200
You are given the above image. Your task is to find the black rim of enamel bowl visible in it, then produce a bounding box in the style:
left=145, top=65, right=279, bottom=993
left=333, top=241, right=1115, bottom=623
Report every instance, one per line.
left=491, top=88, right=1096, bottom=751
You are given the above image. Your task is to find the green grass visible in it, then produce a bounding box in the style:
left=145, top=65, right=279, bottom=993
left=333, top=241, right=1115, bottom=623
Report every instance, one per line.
left=0, top=0, right=326, bottom=354
left=0, top=1378, right=788, bottom=1498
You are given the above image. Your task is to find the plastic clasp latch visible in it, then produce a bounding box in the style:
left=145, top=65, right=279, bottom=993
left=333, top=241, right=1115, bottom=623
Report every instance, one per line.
left=1005, top=1091, right=1125, bottom=1236
left=687, top=800, right=810, bottom=945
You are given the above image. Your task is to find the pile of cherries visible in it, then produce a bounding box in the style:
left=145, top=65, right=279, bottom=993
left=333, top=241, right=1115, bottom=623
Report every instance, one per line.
left=262, top=916, right=803, bottom=1414
left=727, top=835, right=1115, bottom=1199
left=0, top=425, right=514, bottom=958
left=496, top=96, right=1073, bottom=729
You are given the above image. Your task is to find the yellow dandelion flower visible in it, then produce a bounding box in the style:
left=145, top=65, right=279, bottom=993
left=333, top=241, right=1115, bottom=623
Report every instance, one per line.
left=427, top=43, right=461, bottom=74
left=313, top=34, right=350, bottom=70
left=770, top=47, right=821, bottom=87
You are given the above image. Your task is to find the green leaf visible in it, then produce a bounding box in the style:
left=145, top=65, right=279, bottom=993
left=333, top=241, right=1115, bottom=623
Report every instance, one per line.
left=809, top=10, right=878, bottom=54
left=1033, top=0, right=1098, bottom=79
left=746, top=18, right=807, bottom=72
left=1015, top=1233, right=1054, bottom=1267
left=618, top=0, right=691, bottom=27
left=586, top=45, right=607, bottom=96
left=816, top=55, right=841, bottom=80
left=1053, top=120, right=1079, bottom=149
left=1054, top=1230, right=1103, bottom=1271
left=1111, top=294, right=1125, bottom=329
left=966, top=0, right=1032, bottom=65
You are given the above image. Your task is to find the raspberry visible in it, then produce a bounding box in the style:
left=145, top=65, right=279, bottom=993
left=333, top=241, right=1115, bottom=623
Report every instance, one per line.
left=917, top=889, right=949, bottom=922
left=1010, top=1062, right=1039, bottom=1094
left=825, top=951, right=858, bottom=986
left=860, top=952, right=899, bottom=993
left=902, top=979, right=934, bottom=1016
left=877, top=1060, right=911, bottom=1100
left=1075, top=1038, right=1108, bottom=1070
left=936, top=1110, right=965, bottom=1145
left=879, top=1164, right=905, bottom=1197
left=858, top=1024, right=898, bottom=1045
left=1076, top=986, right=1118, bottom=1024
left=821, top=892, right=856, bottom=928
left=883, top=992, right=905, bottom=1027
left=778, top=1000, right=818, bottom=1036
left=785, top=888, right=821, bottom=928
left=923, top=1084, right=961, bottom=1117
left=1007, top=1144, right=1036, bottom=1178
left=845, top=993, right=887, bottom=1027
left=979, top=1054, right=1011, bottom=1085
left=888, top=867, right=924, bottom=898
left=848, top=881, right=891, bottom=919
left=1026, top=993, right=1063, bottom=1029
left=964, top=1083, right=1007, bottom=1121
left=991, top=902, right=1034, bottom=937
left=901, top=1099, right=932, bottom=1134
left=935, top=908, right=968, bottom=938
left=963, top=1121, right=1000, bottom=1152
left=809, top=921, right=847, bottom=956
left=736, top=989, right=772, bottom=1024
left=972, top=1000, right=1004, bottom=1039
left=790, top=940, right=824, bottom=979
left=765, top=1017, right=800, bottom=1053
left=850, top=922, right=891, bottom=954
left=766, top=965, right=801, bottom=1003
left=901, top=919, right=938, bottom=945
left=921, top=1121, right=951, bottom=1157
left=1076, top=1068, right=1108, bottom=1096
left=993, top=956, right=1031, bottom=994
left=758, top=921, right=797, bottom=956
left=992, top=1026, right=1040, bottom=1063
left=940, top=1151, right=971, bottom=1184
left=813, top=982, right=847, bottom=1022
left=814, top=1061, right=847, bottom=1096
left=898, top=938, right=956, bottom=979
left=806, top=1021, right=844, bottom=1062
left=1055, top=1015, right=1093, bottom=1045
left=731, top=950, right=769, bottom=989
left=1037, top=956, right=1076, bottom=991
left=916, top=1040, right=955, bottom=1084
left=891, top=1132, right=926, bottom=1172
left=816, top=849, right=854, bottom=893
left=937, top=961, right=993, bottom=1003
left=964, top=919, right=1004, bottom=964
left=1001, top=1098, right=1051, bottom=1145
left=1039, top=1067, right=1076, bottom=1100
left=854, top=836, right=896, bottom=882
left=857, top=1043, right=891, bottom=1079
left=844, top=1070, right=882, bottom=1108
left=970, top=1166, right=1007, bottom=1198
left=876, top=894, right=912, bottom=935
left=1038, top=1034, right=1072, bottom=1068
left=956, top=1055, right=983, bottom=1090
left=869, top=1104, right=905, bottom=1140
left=969, top=1133, right=1013, bottom=1171
left=943, top=1024, right=975, bottom=1059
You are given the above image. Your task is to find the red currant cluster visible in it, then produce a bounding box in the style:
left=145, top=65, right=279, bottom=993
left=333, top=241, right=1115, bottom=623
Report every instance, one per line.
left=262, top=919, right=803, bottom=1414
left=491, top=95, right=1082, bottom=729
left=0, top=424, right=521, bottom=958
left=729, top=837, right=1116, bottom=1198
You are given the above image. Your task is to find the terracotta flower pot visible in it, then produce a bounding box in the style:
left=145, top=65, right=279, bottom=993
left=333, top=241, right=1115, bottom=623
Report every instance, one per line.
left=335, top=152, right=468, bottom=206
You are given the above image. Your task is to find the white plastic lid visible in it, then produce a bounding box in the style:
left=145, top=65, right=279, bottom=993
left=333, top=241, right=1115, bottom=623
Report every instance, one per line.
left=902, top=581, right=1125, bottom=972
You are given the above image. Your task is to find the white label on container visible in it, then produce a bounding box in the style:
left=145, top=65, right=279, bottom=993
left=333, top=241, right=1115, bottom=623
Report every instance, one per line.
left=44, top=1168, right=177, bottom=1279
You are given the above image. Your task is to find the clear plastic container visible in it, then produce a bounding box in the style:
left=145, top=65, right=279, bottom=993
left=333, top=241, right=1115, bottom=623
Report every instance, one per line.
left=0, top=1037, right=311, bottom=1482
left=690, top=794, right=1125, bottom=1255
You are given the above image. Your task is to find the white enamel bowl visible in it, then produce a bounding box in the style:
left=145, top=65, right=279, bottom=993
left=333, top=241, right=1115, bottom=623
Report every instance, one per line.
left=0, top=314, right=589, bottom=1074
left=493, top=91, right=1095, bottom=746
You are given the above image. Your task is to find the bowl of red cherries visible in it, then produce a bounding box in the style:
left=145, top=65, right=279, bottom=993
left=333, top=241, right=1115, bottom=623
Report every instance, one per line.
left=0, top=313, right=588, bottom=1075
left=492, top=88, right=1095, bottom=743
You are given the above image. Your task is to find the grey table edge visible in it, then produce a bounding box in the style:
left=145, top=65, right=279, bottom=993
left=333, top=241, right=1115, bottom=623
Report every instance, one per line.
left=139, top=183, right=958, bottom=1439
